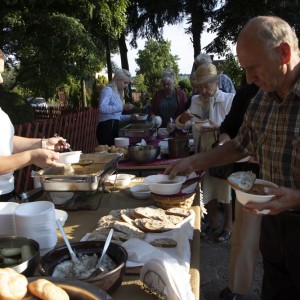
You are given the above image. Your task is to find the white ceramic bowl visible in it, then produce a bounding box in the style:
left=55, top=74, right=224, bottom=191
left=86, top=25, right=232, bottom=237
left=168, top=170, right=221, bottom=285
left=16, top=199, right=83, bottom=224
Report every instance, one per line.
left=144, top=174, right=187, bottom=195
left=114, top=137, right=129, bottom=147
left=130, top=184, right=151, bottom=200
left=108, top=174, right=135, bottom=186
left=57, top=151, right=82, bottom=165
left=234, top=179, right=278, bottom=206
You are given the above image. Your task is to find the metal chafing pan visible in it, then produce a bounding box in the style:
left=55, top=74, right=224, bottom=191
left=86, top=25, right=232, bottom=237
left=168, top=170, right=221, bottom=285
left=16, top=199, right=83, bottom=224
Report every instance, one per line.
left=33, top=153, right=120, bottom=191
left=119, top=123, right=156, bottom=138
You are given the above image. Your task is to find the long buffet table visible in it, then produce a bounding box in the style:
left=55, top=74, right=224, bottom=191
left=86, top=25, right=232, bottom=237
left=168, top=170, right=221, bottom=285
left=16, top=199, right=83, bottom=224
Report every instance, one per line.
left=58, top=180, right=202, bottom=300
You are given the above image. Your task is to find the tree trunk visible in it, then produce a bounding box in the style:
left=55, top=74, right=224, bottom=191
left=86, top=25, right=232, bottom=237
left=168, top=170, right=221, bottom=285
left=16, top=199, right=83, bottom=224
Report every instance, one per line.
left=118, top=33, right=129, bottom=70
left=80, top=77, right=86, bottom=108
left=190, top=1, right=202, bottom=58
left=118, top=33, right=132, bottom=103
left=105, top=36, right=113, bottom=81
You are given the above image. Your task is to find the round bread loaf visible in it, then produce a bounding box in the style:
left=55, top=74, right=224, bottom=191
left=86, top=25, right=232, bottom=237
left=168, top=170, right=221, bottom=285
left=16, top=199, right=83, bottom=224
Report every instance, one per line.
left=28, top=279, right=69, bottom=300
left=0, top=268, right=28, bottom=300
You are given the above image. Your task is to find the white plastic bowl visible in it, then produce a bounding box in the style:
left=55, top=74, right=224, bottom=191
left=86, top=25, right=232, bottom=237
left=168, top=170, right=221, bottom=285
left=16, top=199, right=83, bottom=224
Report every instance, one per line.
left=114, top=137, right=129, bottom=147
left=144, top=174, right=187, bottom=195
left=57, top=151, right=82, bottom=165
left=108, top=174, right=135, bottom=186
left=234, top=179, right=278, bottom=206
left=130, top=184, right=151, bottom=200
left=55, top=209, right=68, bottom=227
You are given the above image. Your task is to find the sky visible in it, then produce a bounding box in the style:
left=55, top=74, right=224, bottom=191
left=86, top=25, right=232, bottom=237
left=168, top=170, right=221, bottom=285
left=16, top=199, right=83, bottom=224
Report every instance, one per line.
left=112, top=21, right=234, bottom=76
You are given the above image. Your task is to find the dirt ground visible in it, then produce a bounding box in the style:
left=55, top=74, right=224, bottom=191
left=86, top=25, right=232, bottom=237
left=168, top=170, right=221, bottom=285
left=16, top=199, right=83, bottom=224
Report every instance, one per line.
left=199, top=209, right=263, bottom=300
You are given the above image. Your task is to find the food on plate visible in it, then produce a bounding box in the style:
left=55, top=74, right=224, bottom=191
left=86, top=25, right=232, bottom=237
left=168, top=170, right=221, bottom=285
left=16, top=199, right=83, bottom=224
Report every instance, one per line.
left=134, top=207, right=166, bottom=221
left=165, top=207, right=191, bottom=218
left=149, top=238, right=177, bottom=248
left=28, top=278, right=69, bottom=300
left=164, top=214, right=184, bottom=225
left=113, top=221, right=145, bottom=240
left=227, top=171, right=256, bottom=192
left=95, top=144, right=128, bottom=157
left=0, top=268, right=28, bottom=300
left=138, top=218, right=175, bottom=233
left=87, top=205, right=191, bottom=243
left=95, top=144, right=111, bottom=152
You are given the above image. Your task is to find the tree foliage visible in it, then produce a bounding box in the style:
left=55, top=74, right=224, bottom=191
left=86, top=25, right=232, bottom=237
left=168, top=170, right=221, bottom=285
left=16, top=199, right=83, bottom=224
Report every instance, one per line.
left=135, top=39, right=179, bottom=96
left=206, top=0, right=300, bottom=54
left=0, top=0, right=128, bottom=104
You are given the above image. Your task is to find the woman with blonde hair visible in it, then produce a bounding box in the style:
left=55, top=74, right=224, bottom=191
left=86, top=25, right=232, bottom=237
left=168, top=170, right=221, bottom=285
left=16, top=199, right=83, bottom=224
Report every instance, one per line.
left=96, top=68, right=135, bottom=146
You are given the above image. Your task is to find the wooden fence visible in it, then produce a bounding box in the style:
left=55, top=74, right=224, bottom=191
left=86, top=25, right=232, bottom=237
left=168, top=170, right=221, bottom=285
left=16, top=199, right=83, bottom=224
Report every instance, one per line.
left=14, top=108, right=99, bottom=194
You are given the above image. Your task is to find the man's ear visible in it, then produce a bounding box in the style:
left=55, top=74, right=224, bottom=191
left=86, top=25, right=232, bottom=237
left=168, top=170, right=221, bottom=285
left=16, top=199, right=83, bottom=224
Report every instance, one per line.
left=279, top=42, right=291, bottom=64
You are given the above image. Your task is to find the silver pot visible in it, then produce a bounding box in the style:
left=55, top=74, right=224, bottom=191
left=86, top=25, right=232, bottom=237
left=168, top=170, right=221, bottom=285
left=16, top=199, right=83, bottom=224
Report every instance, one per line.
left=128, top=145, right=160, bottom=164
left=168, top=136, right=190, bottom=158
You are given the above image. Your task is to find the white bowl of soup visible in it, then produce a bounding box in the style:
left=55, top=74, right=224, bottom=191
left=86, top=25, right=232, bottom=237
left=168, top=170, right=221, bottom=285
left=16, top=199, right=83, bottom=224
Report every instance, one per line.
left=144, top=174, right=186, bottom=195
left=234, top=179, right=278, bottom=206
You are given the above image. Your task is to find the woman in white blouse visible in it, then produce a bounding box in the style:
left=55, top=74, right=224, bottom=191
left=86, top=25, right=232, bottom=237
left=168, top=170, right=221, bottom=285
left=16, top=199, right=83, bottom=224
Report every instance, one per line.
left=176, top=62, right=235, bottom=243
left=96, top=69, right=135, bottom=146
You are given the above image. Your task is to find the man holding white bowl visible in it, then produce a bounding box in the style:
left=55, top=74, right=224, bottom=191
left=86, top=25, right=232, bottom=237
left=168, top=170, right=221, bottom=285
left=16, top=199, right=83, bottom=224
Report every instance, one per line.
left=165, top=16, right=300, bottom=299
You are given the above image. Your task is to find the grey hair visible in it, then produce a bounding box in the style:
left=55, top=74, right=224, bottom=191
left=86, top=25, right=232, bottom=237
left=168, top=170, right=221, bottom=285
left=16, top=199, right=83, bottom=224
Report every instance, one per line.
left=194, top=53, right=213, bottom=67
left=245, top=16, right=299, bottom=55
left=161, top=68, right=175, bottom=82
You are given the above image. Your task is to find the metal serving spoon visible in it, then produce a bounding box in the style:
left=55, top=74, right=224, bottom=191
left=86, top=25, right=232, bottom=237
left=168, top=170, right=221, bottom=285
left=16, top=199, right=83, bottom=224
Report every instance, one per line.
left=88, top=228, right=114, bottom=278
left=56, top=219, right=81, bottom=265
left=54, top=133, right=73, bottom=152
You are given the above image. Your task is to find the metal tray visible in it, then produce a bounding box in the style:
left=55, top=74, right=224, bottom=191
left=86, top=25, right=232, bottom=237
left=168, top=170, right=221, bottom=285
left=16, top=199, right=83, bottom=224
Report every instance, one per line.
left=120, top=123, right=156, bottom=138
left=33, top=153, right=120, bottom=191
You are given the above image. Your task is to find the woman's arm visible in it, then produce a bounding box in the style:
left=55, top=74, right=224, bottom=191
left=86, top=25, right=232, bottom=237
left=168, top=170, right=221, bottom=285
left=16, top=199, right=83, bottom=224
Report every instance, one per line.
left=13, top=136, right=68, bottom=153
left=99, top=87, right=123, bottom=114
left=0, top=149, right=62, bottom=175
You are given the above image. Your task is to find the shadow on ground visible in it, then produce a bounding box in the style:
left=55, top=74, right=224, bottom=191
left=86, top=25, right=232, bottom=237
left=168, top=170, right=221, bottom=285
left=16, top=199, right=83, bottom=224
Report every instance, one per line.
left=200, top=210, right=263, bottom=300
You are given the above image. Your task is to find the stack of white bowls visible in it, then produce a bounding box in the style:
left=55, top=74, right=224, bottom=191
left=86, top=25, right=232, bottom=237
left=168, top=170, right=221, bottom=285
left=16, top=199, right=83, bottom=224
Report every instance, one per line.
left=0, top=202, right=19, bottom=235
left=15, top=201, right=57, bottom=250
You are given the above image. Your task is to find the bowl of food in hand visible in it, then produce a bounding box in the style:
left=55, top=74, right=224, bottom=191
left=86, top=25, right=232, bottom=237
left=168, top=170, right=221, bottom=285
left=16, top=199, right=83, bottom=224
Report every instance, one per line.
left=0, top=236, right=40, bottom=277
left=128, top=145, right=160, bottom=164
left=130, top=184, right=151, bottom=200
left=228, top=171, right=278, bottom=206
left=108, top=174, right=135, bottom=187
left=38, top=241, right=128, bottom=294
left=144, top=174, right=187, bottom=195
left=57, top=151, right=82, bottom=165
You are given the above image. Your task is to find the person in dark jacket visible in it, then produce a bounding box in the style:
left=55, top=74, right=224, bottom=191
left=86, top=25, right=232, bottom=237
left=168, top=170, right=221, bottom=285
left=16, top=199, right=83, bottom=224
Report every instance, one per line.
left=151, top=68, right=187, bottom=127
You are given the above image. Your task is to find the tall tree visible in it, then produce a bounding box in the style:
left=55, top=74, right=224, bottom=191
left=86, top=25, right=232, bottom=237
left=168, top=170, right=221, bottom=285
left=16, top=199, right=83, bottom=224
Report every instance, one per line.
left=185, top=0, right=218, bottom=58
left=135, top=39, right=179, bottom=96
left=206, top=0, right=300, bottom=54
left=0, top=0, right=128, bottom=104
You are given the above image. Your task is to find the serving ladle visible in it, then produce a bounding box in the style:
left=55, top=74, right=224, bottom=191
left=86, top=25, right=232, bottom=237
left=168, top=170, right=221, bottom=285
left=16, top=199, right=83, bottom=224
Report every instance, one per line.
left=88, top=228, right=114, bottom=278
left=56, top=219, right=81, bottom=265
